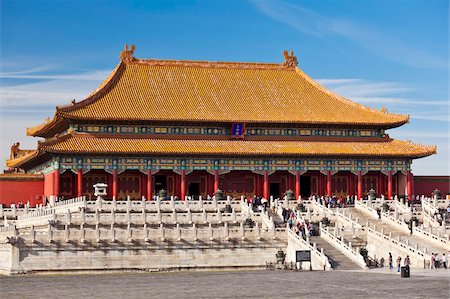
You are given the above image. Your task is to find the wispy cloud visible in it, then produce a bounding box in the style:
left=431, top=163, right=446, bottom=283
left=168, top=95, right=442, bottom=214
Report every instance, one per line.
left=252, top=0, right=447, bottom=69
left=0, top=70, right=110, bottom=80
left=0, top=67, right=110, bottom=109
left=318, top=78, right=448, bottom=106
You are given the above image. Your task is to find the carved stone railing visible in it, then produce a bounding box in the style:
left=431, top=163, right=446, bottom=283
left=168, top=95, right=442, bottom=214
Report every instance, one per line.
left=380, top=211, right=410, bottom=234
left=52, top=196, right=86, bottom=214
left=0, top=206, right=38, bottom=219
left=355, top=199, right=379, bottom=219
left=422, top=211, right=443, bottom=228
left=366, top=226, right=427, bottom=268
left=392, top=197, right=410, bottom=213
left=59, top=209, right=251, bottom=226
left=18, top=221, right=286, bottom=244
left=0, top=225, right=17, bottom=243
left=319, top=223, right=367, bottom=269
left=412, top=225, right=450, bottom=251
left=287, top=228, right=332, bottom=271
left=15, top=209, right=57, bottom=228
left=84, top=197, right=242, bottom=213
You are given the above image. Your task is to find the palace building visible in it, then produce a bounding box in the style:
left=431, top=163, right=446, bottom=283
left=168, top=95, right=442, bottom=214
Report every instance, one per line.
left=3, top=46, right=436, bottom=203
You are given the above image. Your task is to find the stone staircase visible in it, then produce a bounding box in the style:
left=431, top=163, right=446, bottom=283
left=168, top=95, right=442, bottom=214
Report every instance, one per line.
left=310, top=236, right=362, bottom=270
left=346, top=207, right=447, bottom=254
left=268, top=210, right=285, bottom=228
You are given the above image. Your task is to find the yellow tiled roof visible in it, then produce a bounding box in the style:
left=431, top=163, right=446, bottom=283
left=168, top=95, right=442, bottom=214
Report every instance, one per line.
left=39, top=133, right=435, bottom=158
left=55, top=56, right=409, bottom=127
left=6, top=150, right=39, bottom=168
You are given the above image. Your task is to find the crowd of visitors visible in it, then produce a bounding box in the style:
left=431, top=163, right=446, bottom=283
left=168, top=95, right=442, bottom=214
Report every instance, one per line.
left=430, top=252, right=448, bottom=269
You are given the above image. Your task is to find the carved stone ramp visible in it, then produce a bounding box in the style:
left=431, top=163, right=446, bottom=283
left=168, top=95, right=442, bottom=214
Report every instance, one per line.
left=310, top=236, right=362, bottom=270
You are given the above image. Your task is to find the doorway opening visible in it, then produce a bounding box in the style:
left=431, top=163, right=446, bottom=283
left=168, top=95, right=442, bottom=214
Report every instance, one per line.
left=270, top=183, right=280, bottom=198
left=300, top=176, right=311, bottom=198
left=188, top=182, right=200, bottom=199
left=155, top=175, right=166, bottom=194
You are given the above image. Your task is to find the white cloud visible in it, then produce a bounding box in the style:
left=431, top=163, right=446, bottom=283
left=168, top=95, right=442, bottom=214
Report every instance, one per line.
left=0, top=69, right=110, bottom=108
left=252, top=0, right=447, bottom=69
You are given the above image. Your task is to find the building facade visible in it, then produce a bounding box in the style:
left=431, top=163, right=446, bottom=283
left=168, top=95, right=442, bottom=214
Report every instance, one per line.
left=4, top=46, right=436, bottom=203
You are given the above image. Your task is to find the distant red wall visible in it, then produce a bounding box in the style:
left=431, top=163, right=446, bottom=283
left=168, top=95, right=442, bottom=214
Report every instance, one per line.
left=44, top=171, right=55, bottom=197
left=0, top=179, right=44, bottom=207
left=414, top=176, right=450, bottom=196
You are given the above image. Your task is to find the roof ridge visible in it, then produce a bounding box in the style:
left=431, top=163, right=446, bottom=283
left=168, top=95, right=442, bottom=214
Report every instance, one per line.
left=128, top=58, right=292, bottom=70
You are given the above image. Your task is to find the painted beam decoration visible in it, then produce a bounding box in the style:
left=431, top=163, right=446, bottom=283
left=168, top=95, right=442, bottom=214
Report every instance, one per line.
left=71, top=124, right=383, bottom=138
left=51, top=156, right=411, bottom=173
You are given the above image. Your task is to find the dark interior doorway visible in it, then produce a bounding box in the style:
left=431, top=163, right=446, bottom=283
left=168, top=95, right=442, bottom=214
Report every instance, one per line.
left=188, top=183, right=200, bottom=198
left=155, top=175, right=166, bottom=193
left=300, top=176, right=311, bottom=197
left=270, top=183, right=280, bottom=198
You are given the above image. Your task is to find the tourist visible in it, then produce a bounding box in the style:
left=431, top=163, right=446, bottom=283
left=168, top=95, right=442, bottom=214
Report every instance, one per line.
left=404, top=255, right=410, bottom=267
left=434, top=253, right=440, bottom=269
left=388, top=253, right=393, bottom=270
left=442, top=253, right=447, bottom=269
left=431, top=253, right=435, bottom=269
left=309, top=223, right=314, bottom=237
left=396, top=256, right=402, bottom=272
left=287, top=217, right=293, bottom=229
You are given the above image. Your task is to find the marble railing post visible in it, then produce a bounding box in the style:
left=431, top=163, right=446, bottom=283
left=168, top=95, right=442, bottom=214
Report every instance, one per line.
left=159, top=223, right=165, bottom=241
left=143, top=223, right=149, bottom=242
left=64, top=224, right=69, bottom=243
left=217, top=209, right=222, bottom=223
left=187, top=209, right=192, bottom=224
left=224, top=222, right=229, bottom=240
left=31, top=225, right=36, bottom=243
left=96, top=223, right=100, bottom=242
left=110, top=223, right=115, bottom=242
left=80, top=223, right=85, bottom=243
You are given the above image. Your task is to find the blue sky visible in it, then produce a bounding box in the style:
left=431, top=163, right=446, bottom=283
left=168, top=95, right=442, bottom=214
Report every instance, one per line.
left=0, top=0, right=448, bottom=175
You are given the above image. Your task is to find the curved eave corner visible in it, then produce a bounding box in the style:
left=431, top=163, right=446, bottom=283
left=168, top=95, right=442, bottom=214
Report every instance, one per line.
left=6, top=150, right=40, bottom=169
left=26, top=115, right=65, bottom=137
left=293, top=67, right=410, bottom=129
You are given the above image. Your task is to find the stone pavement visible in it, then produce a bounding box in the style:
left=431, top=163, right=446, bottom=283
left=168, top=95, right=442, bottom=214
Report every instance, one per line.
left=0, top=269, right=449, bottom=299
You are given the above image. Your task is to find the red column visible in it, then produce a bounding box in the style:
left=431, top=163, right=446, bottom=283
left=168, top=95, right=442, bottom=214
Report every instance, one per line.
left=379, top=173, right=385, bottom=196
left=348, top=173, right=355, bottom=196
left=181, top=170, right=186, bottom=200
left=214, top=170, right=219, bottom=192
left=326, top=171, right=332, bottom=197
left=387, top=171, right=393, bottom=199
left=357, top=171, right=362, bottom=200
left=54, top=169, right=60, bottom=198
left=263, top=170, right=269, bottom=199
left=376, top=173, right=381, bottom=195
left=295, top=171, right=301, bottom=200
left=406, top=171, right=413, bottom=200
left=77, top=169, right=83, bottom=197
left=112, top=170, right=118, bottom=199
left=146, top=170, right=152, bottom=200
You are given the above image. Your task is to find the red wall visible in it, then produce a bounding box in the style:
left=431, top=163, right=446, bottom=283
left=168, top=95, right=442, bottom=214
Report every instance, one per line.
left=414, top=176, right=450, bottom=196
left=0, top=180, right=44, bottom=207
left=44, top=171, right=55, bottom=197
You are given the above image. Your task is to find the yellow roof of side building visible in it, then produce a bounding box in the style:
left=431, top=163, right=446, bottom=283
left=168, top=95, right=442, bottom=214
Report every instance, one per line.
left=27, top=46, right=409, bottom=137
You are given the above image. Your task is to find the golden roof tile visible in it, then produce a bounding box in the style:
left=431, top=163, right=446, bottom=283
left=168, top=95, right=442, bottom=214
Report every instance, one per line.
left=51, top=49, right=408, bottom=128
left=6, top=150, right=39, bottom=168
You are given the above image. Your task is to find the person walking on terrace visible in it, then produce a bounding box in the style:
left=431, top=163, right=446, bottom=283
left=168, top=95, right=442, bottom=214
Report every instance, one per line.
left=442, top=253, right=447, bottom=269
left=388, top=253, right=393, bottom=270
left=396, top=256, right=402, bottom=273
